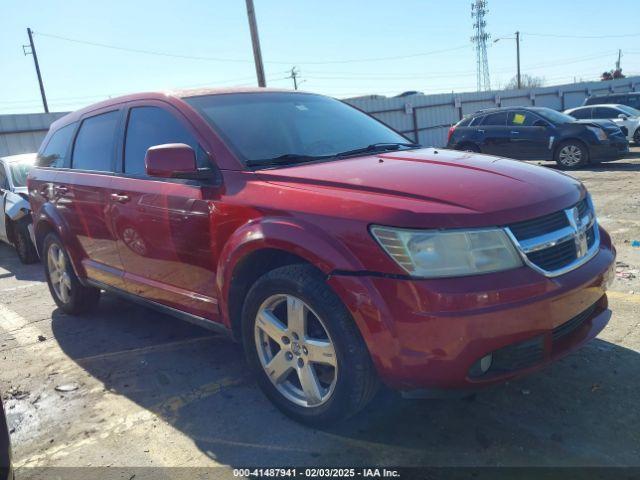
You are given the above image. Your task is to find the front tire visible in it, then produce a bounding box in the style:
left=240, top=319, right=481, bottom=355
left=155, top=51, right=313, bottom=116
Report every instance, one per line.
left=43, top=233, right=101, bottom=314
left=555, top=140, right=589, bottom=169
left=241, top=264, right=378, bottom=425
left=633, top=128, right=640, bottom=145
left=13, top=219, right=38, bottom=264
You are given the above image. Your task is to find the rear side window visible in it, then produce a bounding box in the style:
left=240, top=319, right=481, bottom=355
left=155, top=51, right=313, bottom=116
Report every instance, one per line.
left=123, top=106, right=201, bottom=175
left=481, top=112, right=508, bottom=126
left=72, top=111, right=119, bottom=172
left=37, top=123, right=76, bottom=167
left=569, top=108, right=591, bottom=120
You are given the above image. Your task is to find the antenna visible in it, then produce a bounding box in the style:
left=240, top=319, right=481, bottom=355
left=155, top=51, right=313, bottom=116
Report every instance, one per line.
left=471, top=0, right=491, bottom=91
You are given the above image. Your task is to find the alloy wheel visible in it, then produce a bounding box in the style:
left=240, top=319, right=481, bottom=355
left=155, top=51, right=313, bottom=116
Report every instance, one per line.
left=254, top=294, right=338, bottom=407
left=47, top=244, right=72, bottom=303
left=558, top=144, right=583, bottom=167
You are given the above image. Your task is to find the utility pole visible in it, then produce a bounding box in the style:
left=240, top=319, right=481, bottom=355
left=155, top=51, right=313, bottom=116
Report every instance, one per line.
left=23, top=28, right=49, bottom=113
left=245, top=0, right=266, bottom=87
left=288, top=66, right=299, bottom=90
left=515, top=31, right=521, bottom=89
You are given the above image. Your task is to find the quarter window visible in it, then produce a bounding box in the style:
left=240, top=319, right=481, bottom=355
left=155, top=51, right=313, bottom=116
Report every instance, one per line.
left=72, top=111, right=120, bottom=172
left=37, top=123, right=76, bottom=168
left=124, top=106, right=203, bottom=175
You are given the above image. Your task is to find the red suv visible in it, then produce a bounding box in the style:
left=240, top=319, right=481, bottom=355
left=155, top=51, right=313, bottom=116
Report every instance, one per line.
left=29, top=88, right=616, bottom=424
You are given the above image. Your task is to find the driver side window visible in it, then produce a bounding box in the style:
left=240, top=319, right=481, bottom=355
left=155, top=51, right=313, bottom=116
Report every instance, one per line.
left=123, top=106, right=208, bottom=175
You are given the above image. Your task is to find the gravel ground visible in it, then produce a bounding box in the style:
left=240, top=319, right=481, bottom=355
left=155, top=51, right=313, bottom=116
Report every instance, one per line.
left=0, top=148, right=639, bottom=478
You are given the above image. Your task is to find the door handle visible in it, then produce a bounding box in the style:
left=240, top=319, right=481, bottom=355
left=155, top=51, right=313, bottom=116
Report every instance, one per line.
left=510, top=131, right=520, bottom=134
left=54, top=185, right=69, bottom=195
left=110, top=193, right=130, bottom=203
left=477, top=129, right=485, bottom=134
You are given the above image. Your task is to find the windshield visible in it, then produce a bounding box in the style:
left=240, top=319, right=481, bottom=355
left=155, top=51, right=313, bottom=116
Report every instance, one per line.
left=618, top=105, right=640, bottom=117
left=184, top=93, right=411, bottom=167
left=535, top=108, right=576, bottom=124
left=9, top=162, right=33, bottom=187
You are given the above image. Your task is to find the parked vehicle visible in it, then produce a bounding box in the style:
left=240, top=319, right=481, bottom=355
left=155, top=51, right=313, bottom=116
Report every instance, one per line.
left=583, top=91, right=640, bottom=110
left=564, top=104, right=640, bottom=144
left=0, top=398, right=12, bottom=480
left=446, top=106, right=628, bottom=168
left=29, top=89, right=615, bottom=424
left=0, top=154, right=38, bottom=263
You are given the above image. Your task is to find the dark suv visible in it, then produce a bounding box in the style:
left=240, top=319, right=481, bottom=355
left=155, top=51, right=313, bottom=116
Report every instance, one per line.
left=29, top=89, right=615, bottom=424
left=446, top=106, right=628, bottom=168
left=583, top=92, right=640, bottom=110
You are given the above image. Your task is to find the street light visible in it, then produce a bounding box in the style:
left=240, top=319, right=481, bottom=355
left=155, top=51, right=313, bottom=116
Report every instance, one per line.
left=495, top=31, right=521, bottom=89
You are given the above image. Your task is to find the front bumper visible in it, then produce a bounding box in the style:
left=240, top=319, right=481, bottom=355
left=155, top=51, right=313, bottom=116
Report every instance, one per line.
left=590, top=140, right=629, bottom=162
left=327, top=229, right=616, bottom=391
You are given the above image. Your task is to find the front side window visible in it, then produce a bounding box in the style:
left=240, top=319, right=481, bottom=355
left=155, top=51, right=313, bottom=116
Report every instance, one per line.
left=593, top=107, right=618, bottom=119
left=0, top=165, right=7, bottom=190
left=535, top=108, right=575, bottom=125
left=124, top=106, right=205, bottom=175
left=9, top=163, right=33, bottom=187
left=72, top=111, right=119, bottom=172
left=184, top=93, right=409, bottom=167
left=481, top=112, right=508, bottom=126
left=37, top=123, right=76, bottom=168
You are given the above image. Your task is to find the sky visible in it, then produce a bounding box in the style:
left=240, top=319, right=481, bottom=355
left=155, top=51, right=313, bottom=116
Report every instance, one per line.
left=2, top=0, right=639, bottom=114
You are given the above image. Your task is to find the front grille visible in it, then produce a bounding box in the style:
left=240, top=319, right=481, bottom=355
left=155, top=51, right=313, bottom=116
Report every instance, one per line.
left=506, top=197, right=598, bottom=275
left=552, top=303, right=597, bottom=342
left=527, top=239, right=577, bottom=271
left=508, top=211, right=569, bottom=240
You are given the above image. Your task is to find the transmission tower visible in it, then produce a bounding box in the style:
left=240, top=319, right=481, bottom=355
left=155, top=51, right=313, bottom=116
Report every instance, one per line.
left=471, top=0, right=491, bottom=91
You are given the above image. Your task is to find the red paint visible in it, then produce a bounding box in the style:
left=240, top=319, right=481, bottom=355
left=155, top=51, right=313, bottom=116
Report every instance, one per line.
left=28, top=89, right=616, bottom=392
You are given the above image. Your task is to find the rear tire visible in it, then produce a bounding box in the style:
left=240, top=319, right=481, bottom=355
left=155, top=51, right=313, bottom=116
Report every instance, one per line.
left=554, top=140, right=589, bottom=169
left=43, top=232, right=100, bottom=314
left=241, top=264, right=378, bottom=425
left=13, top=219, right=38, bottom=264
left=633, top=128, right=640, bottom=145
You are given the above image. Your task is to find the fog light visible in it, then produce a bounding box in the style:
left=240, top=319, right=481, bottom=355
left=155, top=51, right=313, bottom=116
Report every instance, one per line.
left=469, top=353, right=493, bottom=378
left=479, top=354, right=493, bottom=373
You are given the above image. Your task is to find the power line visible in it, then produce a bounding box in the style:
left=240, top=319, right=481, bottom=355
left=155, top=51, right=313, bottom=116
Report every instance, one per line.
left=33, top=31, right=470, bottom=65
left=522, top=31, right=640, bottom=39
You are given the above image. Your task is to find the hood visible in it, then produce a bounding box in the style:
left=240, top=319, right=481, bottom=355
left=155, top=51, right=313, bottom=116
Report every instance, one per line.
left=575, top=119, right=622, bottom=133
left=256, top=148, right=584, bottom=228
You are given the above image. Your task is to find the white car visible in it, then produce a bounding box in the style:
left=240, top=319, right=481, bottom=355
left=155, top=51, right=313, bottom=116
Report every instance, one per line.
left=0, top=153, right=38, bottom=263
left=565, top=104, right=640, bottom=144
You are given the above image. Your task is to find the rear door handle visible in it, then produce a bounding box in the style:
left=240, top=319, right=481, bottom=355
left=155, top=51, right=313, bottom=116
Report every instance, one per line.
left=54, top=185, right=69, bottom=195
left=110, top=193, right=130, bottom=203
left=510, top=131, right=520, bottom=134
left=477, top=129, right=485, bottom=134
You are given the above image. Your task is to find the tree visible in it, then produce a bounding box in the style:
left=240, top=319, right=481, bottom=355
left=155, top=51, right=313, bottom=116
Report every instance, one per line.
left=601, top=69, right=625, bottom=81
left=505, top=74, right=544, bottom=90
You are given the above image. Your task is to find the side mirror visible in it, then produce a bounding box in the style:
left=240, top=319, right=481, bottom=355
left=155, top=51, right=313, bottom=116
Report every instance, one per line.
left=618, top=113, right=629, bottom=120
left=145, top=143, right=197, bottom=178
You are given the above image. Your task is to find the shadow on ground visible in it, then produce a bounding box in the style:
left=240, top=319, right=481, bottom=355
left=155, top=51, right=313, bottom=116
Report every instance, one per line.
left=50, top=292, right=640, bottom=467
left=0, top=244, right=42, bottom=283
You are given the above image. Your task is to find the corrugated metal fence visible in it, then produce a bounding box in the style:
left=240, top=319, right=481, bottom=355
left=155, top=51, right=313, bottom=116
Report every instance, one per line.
left=1, top=76, right=639, bottom=156
left=0, top=112, right=67, bottom=157
left=344, top=76, right=640, bottom=147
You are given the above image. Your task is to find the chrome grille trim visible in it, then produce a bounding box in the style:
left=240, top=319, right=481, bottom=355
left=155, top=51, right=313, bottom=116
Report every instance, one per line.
left=504, top=196, right=600, bottom=278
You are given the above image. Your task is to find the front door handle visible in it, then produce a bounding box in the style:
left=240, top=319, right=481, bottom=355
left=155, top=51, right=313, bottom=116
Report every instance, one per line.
left=110, top=193, right=130, bottom=203
left=477, top=129, right=485, bottom=134
left=54, top=185, right=69, bottom=195
left=510, top=131, right=520, bottom=134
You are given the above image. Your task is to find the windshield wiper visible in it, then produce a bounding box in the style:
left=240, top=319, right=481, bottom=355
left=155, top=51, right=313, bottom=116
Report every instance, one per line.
left=246, top=153, right=333, bottom=168
left=334, top=142, right=421, bottom=158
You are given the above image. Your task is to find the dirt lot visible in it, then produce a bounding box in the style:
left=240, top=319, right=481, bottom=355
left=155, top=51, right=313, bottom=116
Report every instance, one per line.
left=1, top=148, right=639, bottom=477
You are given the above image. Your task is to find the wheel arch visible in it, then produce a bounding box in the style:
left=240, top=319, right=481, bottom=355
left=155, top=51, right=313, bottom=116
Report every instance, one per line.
left=217, top=217, right=365, bottom=340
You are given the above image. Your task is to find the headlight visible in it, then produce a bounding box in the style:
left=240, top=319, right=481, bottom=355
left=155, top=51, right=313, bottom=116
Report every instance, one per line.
left=370, top=226, right=523, bottom=278
left=586, top=126, right=607, bottom=141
